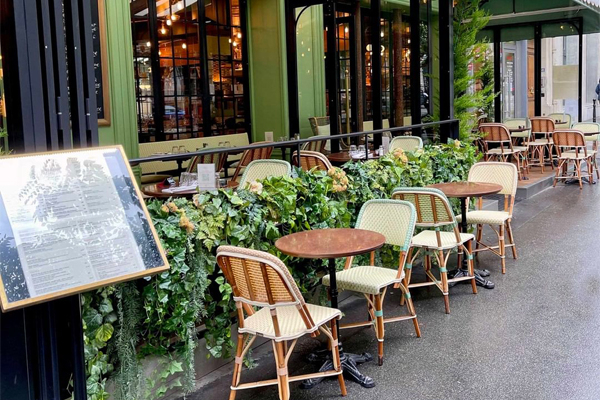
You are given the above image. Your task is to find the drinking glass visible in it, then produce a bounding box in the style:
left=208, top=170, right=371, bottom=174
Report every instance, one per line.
left=218, top=141, right=224, bottom=147
left=350, top=145, right=357, bottom=154
left=224, top=141, right=231, bottom=148
left=171, top=146, right=179, bottom=154
left=179, top=146, right=186, bottom=153
left=358, top=145, right=366, bottom=154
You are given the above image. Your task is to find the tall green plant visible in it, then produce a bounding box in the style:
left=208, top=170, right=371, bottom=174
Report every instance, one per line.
left=0, top=127, right=8, bottom=155
left=453, top=0, right=496, bottom=140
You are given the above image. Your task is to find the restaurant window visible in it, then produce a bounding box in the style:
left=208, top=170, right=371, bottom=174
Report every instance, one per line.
left=131, top=0, right=250, bottom=143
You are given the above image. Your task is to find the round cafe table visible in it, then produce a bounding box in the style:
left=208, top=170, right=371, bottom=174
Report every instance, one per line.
left=327, top=151, right=380, bottom=165
left=428, top=182, right=503, bottom=289
left=275, top=228, right=385, bottom=389
left=142, top=183, right=197, bottom=198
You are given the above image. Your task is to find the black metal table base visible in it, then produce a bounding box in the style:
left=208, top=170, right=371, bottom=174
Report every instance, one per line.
left=301, top=349, right=375, bottom=389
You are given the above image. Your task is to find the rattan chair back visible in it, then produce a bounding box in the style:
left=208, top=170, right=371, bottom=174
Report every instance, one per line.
left=389, top=136, right=423, bottom=153
left=391, top=188, right=456, bottom=228
left=572, top=122, right=600, bottom=136
left=548, top=113, right=572, bottom=128
left=479, top=123, right=514, bottom=153
left=292, top=150, right=332, bottom=171
left=230, top=141, right=274, bottom=182
left=238, top=160, right=292, bottom=190
left=530, top=117, right=555, bottom=136
left=355, top=199, right=416, bottom=252
left=553, top=130, right=588, bottom=157
left=468, top=162, right=518, bottom=215
left=186, top=152, right=226, bottom=174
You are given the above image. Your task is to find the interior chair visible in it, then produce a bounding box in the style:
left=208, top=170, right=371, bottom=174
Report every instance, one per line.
left=503, top=117, right=531, bottom=146
left=322, top=199, right=421, bottom=365
left=228, top=141, right=274, bottom=185
left=572, top=122, right=600, bottom=152
left=216, top=246, right=346, bottom=400
left=388, top=136, right=423, bottom=153
left=548, top=113, right=572, bottom=129
left=292, top=150, right=333, bottom=172
left=479, top=123, right=528, bottom=180
left=309, top=116, right=349, bottom=150
left=237, top=160, right=291, bottom=191
left=186, top=152, right=226, bottom=175
left=553, top=130, right=598, bottom=189
left=529, top=117, right=556, bottom=172
left=392, top=188, right=477, bottom=314
left=456, top=162, right=519, bottom=274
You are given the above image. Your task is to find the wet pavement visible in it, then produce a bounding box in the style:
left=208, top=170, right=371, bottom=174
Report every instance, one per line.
left=187, top=183, right=600, bottom=400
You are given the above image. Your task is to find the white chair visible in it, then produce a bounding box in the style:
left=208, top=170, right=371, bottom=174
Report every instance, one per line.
left=389, top=136, right=423, bottom=153
left=548, top=113, right=572, bottom=129
left=237, top=160, right=291, bottom=190
left=503, top=117, right=531, bottom=145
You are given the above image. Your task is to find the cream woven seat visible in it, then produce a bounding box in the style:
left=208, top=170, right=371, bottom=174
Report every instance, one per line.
left=572, top=122, right=600, bottom=151
left=456, top=210, right=510, bottom=225
left=410, top=230, right=474, bottom=250
left=459, top=162, right=519, bottom=274
left=237, top=160, right=291, bottom=190
left=217, top=246, right=346, bottom=400
left=504, top=118, right=531, bottom=145
left=479, top=123, right=528, bottom=180
left=389, top=136, right=423, bottom=153
left=392, top=188, right=477, bottom=314
left=322, top=199, right=421, bottom=365
left=553, top=130, right=599, bottom=189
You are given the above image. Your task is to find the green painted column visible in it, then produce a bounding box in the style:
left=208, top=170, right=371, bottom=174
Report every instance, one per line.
left=296, top=7, right=326, bottom=138
left=98, top=0, right=139, bottom=159
left=247, top=0, right=289, bottom=143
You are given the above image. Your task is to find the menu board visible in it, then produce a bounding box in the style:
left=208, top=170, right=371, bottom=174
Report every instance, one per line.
left=92, top=0, right=110, bottom=126
left=0, top=146, right=168, bottom=311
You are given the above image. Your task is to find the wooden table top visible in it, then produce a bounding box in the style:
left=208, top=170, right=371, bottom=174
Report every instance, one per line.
left=428, top=181, right=503, bottom=199
left=142, top=183, right=198, bottom=198
left=275, top=228, right=385, bottom=259
left=327, top=152, right=380, bottom=164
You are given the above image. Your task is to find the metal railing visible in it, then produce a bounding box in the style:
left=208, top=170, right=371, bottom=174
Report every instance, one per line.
left=129, top=119, right=459, bottom=168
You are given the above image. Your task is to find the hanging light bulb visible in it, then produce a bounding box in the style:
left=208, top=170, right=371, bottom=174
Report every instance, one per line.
left=177, top=1, right=184, bottom=10
left=229, top=38, right=232, bottom=43
left=344, top=27, right=349, bottom=33
left=237, top=32, right=242, bottom=39
left=160, top=24, right=167, bottom=34
left=171, top=14, right=177, bottom=21
left=166, top=19, right=172, bottom=26
left=182, top=43, right=187, bottom=49
left=233, top=42, right=238, bottom=47
left=146, top=41, right=151, bottom=47
left=380, top=31, right=384, bottom=37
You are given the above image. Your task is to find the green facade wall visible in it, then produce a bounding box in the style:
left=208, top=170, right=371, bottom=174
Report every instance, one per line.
left=98, top=0, right=139, bottom=158
left=247, top=0, right=289, bottom=142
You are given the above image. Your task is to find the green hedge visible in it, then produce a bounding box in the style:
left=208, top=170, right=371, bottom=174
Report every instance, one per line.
left=81, top=141, right=478, bottom=400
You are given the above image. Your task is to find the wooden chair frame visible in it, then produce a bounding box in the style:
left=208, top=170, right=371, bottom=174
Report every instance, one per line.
left=529, top=117, right=556, bottom=172
left=217, top=246, right=346, bottom=400
left=292, top=150, right=333, bottom=171
left=553, top=130, right=598, bottom=190
left=229, top=141, right=274, bottom=183
left=186, top=152, right=227, bottom=174
left=392, top=189, right=477, bottom=314
left=479, top=123, right=528, bottom=180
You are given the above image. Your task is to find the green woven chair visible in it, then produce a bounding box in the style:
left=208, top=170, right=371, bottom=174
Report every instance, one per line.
left=389, top=136, right=423, bottom=153
left=503, top=117, right=531, bottom=145
left=548, top=113, right=572, bottom=129
left=322, top=199, right=421, bottom=366
left=392, top=188, right=477, bottom=314
left=572, top=122, right=600, bottom=152
left=237, top=160, right=292, bottom=191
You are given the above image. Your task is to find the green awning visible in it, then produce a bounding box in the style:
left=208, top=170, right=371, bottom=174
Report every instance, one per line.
left=478, top=0, right=600, bottom=41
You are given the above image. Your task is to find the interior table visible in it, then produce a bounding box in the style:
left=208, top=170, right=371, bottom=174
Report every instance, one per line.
left=275, top=228, right=385, bottom=389
left=327, top=151, right=380, bottom=165
left=428, top=182, right=503, bottom=289
left=142, top=183, right=198, bottom=198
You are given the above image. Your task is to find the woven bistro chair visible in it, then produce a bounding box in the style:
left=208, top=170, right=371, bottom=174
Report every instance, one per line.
left=479, top=123, right=528, bottom=180
left=216, top=246, right=346, bottom=400
left=456, top=162, right=519, bottom=274
left=308, top=116, right=349, bottom=150
left=529, top=117, right=556, bottom=172
left=301, top=139, right=327, bottom=153
left=321, top=200, right=420, bottom=366
left=548, top=113, right=572, bottom=129
left=553, top=130, right=598, bottom=189
left=292, top=150, right=333, bottom=172
left=391, top=188, right=477, bottom=314
left=503, top=117, right=531, bottom=146
left=237, top=160, right=292, bottom=191
left=186, top=152, right=226, bottom=175
left=388, top=136, right=423, bottom=153
left=228, top=141, right=274, bottom=184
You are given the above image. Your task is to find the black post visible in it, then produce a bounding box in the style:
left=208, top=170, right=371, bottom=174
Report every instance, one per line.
left=593, top=99, right=597, bottom=123
left=325, top=0, right=340, bottom=152
left=439, top=0, right=454, bottom=141
left=285, top=0, right=300, bottom=139
left=371, top=0, right=382, bottom=147
left=578, top=18, right=583, bottom=123
left=148, top=0, right=165, bottom=141
left=534, top=24, right=542, bottom=117
left=494, top=28, right=502, bottom=123
left=410, top=0, right=421, bottom=137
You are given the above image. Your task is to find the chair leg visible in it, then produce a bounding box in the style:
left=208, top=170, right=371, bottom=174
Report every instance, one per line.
left=475, top=224, right=483, bottom=259
left=374, top=294, right=385, bottom=365
left=229, top=334, right=245, bottom=400
left=330, top=320, right=347, bottom=396
left=424, top=254, right=432, bottom=282
left=576, top=160, right=583, bottom=189
left=273, top=341, right=290, bottom=400
left=499, top=224, right=506, bottom=274
left=539, top=146, right=545, bottom=173
left=399, top=283, right=421, bottom=338
left=466, top=240, right=477, bottom=295
left=553, top=160, right=561, bottom=187
left=439, top=251, right=450, bottom=314
left=400, top=248, right=414, bottom=307
left=506, top=220, right=518, bottom=259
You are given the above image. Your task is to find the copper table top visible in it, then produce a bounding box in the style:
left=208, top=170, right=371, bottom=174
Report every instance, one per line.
left=428, top=181, right=503, bottom=199
left=275, top=228, right=385, bottom=259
